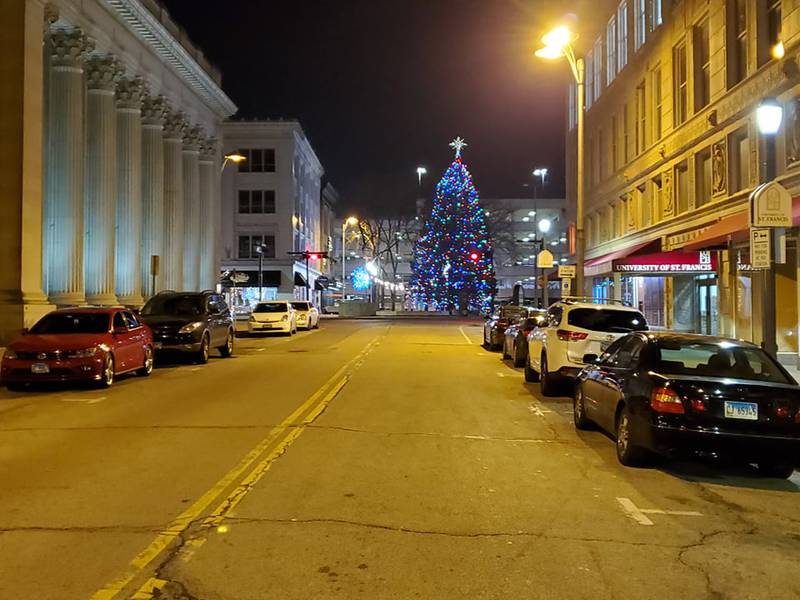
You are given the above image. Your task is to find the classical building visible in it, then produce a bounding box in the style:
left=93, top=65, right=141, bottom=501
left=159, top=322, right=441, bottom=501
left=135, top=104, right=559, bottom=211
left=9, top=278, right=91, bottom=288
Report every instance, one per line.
left=568, top=0, right=800, bottom=362
left=220, top=119, right=329, bottom=306
left=1, top=0, right=236, bottom=342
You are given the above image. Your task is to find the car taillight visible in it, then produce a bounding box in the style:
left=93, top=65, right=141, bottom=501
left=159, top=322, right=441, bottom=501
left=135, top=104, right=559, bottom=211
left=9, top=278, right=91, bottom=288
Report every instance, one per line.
left=557, top=329, right=588, bottom=342
left=651, top=387, right=685, bottom=414
left=690, top=398, right=707, bottom=412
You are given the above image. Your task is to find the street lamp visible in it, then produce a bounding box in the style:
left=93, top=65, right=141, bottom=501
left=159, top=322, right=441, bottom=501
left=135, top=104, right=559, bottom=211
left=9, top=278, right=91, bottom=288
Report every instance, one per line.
left=756, top=97, right=783, bottom=357
left=254, top=243, right=264, bottom=301
left=538, top=218, right=552, bottom=234
left=342, top=216, right=358, bottom=301
left=220, top=152, right=246, bottom=173
left=416, top=166, right=428, bottom=186
left=536, top=24, right=585, bottom=295
left=533, top=167, right=548, bottom=189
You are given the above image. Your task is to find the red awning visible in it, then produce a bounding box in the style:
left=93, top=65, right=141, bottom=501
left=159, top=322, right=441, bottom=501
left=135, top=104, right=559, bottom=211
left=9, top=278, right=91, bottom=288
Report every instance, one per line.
left=585, top=239, right=658, bottom=268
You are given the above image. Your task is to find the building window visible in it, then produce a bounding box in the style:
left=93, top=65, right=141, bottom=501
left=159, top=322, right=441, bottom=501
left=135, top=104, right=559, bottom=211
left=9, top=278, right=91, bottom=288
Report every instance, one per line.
left=651, top=65, right=662, bottom=140
left=607, top=16, right=618, bottom=84
left=238, top=234, right=276, bottom=259
left=652, top=175, right=663, bottom=223
left=695, top=148, right=712, bottom=207
left=593, top=37, right=603, bottom=101
left=617, top=1, right=629, bottom=70
left=758, top=0, right=782, bottom=66
left=648, top=0, right=662, bottom=31
left=568, top=82, right=577, bottom=129
left=694, top=19, right=710, bottom=111
left=623, top=102, right=630, bottom=164
left=636, top=79, right=647, bottom=154
left=675, top=161, right=690, bottom=214
left=727, top=0, right=748, bottom=87
left=237, top=149, right=276, bottom=173
left=585, top=51, right=594, bottom=110
left=634, top=0, right=646, bottom=50
left=673, top=41, right=688, bottom=125
left=729, top=128, right=751, bottom=192
left=238, top=190, right=276, bottom=214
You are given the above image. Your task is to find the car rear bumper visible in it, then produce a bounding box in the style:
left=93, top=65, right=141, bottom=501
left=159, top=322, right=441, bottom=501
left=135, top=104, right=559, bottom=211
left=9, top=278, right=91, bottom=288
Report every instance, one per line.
left=1, top=357, right=105, bottom=384
left=645, top=423, right=800, bottom=459
left=248, top=322, right=291, bottom=333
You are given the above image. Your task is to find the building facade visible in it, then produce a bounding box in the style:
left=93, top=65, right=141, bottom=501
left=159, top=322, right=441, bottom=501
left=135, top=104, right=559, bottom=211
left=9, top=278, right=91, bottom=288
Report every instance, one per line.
left=1, top=0, right=235, bottom=343
left=220, top=120, right=329, bottom=307
left=568, top=0, right=800, bottom=362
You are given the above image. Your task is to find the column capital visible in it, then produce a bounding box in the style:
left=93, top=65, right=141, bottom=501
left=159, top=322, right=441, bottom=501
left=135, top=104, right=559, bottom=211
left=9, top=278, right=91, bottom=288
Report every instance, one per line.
left=48, top=28, right=94, bottom=68
left=199, top=137, right=218, bottom=162
left=163, top=111, right=187, bottom=140
left=86, top=55, right=124, bottom=91
left=183, top=125, right=204, bottom=152
left=141, top=94, right=169, bottom=126
left=116, top=76, right=147, bottom=110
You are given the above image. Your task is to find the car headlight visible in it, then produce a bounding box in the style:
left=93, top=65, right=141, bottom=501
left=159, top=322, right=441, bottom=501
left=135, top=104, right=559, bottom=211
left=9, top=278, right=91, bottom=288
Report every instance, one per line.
left=281, top=315, right=289, bottom=322
left=3, top=350, right=17, bottom=360
left=179, top=321, right=204, bottom=334
left=67, top=347, right=97, bottom=359
left=249, top=315, right=257, bottom=322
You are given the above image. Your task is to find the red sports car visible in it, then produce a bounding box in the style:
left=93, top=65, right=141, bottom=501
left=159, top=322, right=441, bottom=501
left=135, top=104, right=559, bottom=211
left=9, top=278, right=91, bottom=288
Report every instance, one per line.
left=1, top=308, right=154, bottom=390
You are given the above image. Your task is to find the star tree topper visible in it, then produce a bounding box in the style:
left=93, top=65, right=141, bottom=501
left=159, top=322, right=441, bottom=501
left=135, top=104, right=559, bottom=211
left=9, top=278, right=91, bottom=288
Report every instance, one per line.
left=449, top=136, right=468, bottom=158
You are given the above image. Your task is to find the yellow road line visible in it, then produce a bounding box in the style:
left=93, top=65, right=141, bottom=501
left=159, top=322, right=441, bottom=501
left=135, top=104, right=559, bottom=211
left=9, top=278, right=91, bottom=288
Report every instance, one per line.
left=91, top=336, right=380, bottom=600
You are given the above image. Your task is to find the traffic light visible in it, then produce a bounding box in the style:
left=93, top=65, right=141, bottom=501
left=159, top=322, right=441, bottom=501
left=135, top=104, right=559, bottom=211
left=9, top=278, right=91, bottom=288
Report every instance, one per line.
left=309, top=253, right=319, bottom=261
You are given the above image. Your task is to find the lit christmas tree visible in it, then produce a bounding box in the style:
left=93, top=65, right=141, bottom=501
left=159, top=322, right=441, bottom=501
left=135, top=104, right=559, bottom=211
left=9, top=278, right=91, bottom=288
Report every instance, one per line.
left=412, top=138, right=496, bottom=313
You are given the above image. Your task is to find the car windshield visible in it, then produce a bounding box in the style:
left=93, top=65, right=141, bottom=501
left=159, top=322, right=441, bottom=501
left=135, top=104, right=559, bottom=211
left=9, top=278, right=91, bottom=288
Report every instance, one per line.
left=567, top=308, right=647, bottom=333
left=254, top=303, right=288, bottom=313
left=141, top=294, right=205, bottom=317
left=291, top=302, right=310, bottom=311
left=30, top=313, right=110, bottom=334
left=655, top=340, right=792, bottom=384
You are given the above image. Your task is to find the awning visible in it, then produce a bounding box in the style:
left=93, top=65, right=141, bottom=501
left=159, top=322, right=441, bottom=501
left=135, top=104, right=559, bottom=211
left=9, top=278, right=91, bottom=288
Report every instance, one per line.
left=585, top=239, right=659, bottom=277
left=220, top=270, right=281, bottom=287
left=294, top=272, right=307, bottom=286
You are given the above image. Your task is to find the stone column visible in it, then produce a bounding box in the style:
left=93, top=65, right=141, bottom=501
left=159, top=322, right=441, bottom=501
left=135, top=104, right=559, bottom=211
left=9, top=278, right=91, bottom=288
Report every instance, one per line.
left=182, top=126, right=202, bottom=292
left=198, top=137, right=217, bottom=290
left=84, top=55, right=122, bottom=305
left=140, top=94, right=168, bottom=297
left=162, top=111, right=186, bottom=291
left=43, top=28, right=93, bottom=305
left=114, top=76, right=146, bottom=306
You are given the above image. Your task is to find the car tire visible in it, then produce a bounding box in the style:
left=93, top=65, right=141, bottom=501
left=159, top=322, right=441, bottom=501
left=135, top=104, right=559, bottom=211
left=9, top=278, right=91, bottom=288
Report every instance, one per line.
left=573, top=385, right=593, bottom=430
left=513, top=343, right=526, bottom=368
left=540, top=353, right=559, bottom=397
left=615, top=405, right=648, bottom=467
left=98, top=353, right=115, bottom=388
left=195, top=334, right=210, bottom=364
left=757, top=460, right=795, bottom=479
left=137, top=346, right=154, bottom=376
left=524, top=354, right=540, bottom=382
left=219, top=330, right=234, bottom=358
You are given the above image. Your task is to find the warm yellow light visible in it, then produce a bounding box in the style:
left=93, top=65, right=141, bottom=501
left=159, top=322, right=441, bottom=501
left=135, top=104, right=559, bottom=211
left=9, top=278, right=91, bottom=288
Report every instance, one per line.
left=535, top=45, right=565, bottom=60
left=225, top=153, right=246, bottom=163
left=772, top=41, right=785, bottom=59
left=541, top=26, right=573, bottom=49
left=346, top=216, right=358, bottom=225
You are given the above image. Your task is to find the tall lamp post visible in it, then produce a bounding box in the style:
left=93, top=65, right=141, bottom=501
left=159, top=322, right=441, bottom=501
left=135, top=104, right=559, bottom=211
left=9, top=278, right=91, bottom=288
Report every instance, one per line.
left=341, top=216, right=358, bottom=301
left=756, top=98, right=783, bottom=358
left=533, top=167, right=548, bottom=199
left=416, top=166, right=428, bottom=186
left=254, top=244, right=264, bottom=301
left=536, top=25, right=585, bottom=295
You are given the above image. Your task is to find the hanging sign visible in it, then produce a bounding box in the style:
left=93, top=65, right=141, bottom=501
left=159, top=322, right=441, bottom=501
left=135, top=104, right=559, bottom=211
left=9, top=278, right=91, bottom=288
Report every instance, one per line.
left=750, top=182, right=792, bottom=227
left=750, top=228, right=771, bottom=269
left=536, top=249, right=554, bottom=269
left=558, top=264, right=576, bottom=278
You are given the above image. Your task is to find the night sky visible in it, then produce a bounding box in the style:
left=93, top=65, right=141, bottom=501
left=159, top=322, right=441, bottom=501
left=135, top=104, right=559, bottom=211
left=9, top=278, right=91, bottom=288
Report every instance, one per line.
left=161, top=0, right=579, bottom=215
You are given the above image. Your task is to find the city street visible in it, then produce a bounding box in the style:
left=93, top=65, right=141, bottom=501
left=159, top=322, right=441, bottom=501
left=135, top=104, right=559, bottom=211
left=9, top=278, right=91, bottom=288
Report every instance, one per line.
left=0, top=318, right=799, bottom=600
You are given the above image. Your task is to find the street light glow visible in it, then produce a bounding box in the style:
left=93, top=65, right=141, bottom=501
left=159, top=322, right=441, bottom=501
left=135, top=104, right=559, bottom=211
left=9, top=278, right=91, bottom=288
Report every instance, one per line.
left=535, top=45, right=564, bottom=60
left=346, top=216, right=359, bottom=226
left=541, top=26, right=574, bottom=49
left=756, top=98, right=783, bottom=135
left=224, top=153, right=246, bottom=163
left=538, top=218, right=552, bottom=233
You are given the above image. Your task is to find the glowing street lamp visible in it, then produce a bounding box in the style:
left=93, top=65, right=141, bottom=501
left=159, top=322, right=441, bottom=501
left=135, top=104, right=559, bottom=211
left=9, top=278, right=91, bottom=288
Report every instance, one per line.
left=342, top=216, right=359, bottom=300
left=220, top=152, right=246, bottom=173
left=538, top=218, right=552, bottom=234
left=416, top=166, right=428, bottom=186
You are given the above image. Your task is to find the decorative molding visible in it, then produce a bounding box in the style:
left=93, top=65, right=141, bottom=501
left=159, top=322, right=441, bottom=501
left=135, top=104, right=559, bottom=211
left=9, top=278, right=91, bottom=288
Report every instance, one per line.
left=199, top=136, right=218, bottom=161
left=141, top=94, right=168, bottom=126
left=86, top=54, right=124, bottom=91
left=116, top=75, right=147, bottom=109
left=163, top=110, right=187, bottom=140
left=182, top=125, right=203, bottom=151
left=44, top=3, right=59, bottom=27
left=102, top=0, right=237, bottom=117
left=712, top=141, right=727, bottom=197
left=48, top=27, right=94, bottom=68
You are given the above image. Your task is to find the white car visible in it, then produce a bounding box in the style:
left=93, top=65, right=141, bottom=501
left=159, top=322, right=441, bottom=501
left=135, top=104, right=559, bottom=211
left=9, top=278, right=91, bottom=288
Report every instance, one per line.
left=525, top=299, right=648, bottom=395
left=291, top=301, right=320, bottom=330
left=248, top=301, right=297, bottom=335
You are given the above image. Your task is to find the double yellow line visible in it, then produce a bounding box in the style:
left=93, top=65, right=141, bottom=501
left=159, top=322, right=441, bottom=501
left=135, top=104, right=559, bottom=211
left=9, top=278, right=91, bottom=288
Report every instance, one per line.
left=91, top=335, right=382, bottom=600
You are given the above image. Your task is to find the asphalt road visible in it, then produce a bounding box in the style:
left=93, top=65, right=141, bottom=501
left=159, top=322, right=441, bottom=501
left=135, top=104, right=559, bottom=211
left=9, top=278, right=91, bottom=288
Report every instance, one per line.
left=0, top=317, right=799, bottom=600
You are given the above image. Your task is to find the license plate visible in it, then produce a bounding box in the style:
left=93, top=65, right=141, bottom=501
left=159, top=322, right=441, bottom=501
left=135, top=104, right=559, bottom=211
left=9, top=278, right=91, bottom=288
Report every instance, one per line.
left=724, top=401, right=758, bottom=420
left=31, top=363, right=49, bottom=374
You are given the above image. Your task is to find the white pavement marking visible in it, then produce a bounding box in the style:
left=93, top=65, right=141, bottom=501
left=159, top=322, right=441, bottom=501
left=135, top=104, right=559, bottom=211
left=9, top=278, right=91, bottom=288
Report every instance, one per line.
left=458, top=327, right=473, bottom=345
left=616, top=497, right=702, bottom=526
left=60, top=396, right=106, bottom=405
left=527, top=401, right=553, bottom=416
left=496, top=372, right=507, bottom=378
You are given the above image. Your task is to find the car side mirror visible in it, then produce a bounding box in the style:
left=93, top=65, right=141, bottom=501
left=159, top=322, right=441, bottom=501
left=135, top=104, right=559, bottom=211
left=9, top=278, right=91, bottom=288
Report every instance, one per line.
left=582, top=353, right=599, bottom=364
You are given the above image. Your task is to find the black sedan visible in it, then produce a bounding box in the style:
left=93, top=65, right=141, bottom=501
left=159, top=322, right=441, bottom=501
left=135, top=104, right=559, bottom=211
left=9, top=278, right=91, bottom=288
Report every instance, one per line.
left=502, top=310, right=546, bottom=367
left=574, top=332, right=800, bottom=478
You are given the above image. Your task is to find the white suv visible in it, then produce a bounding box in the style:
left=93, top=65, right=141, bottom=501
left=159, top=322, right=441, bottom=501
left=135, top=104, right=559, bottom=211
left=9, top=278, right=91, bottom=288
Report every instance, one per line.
left=525, top=299, right=648, bottom=395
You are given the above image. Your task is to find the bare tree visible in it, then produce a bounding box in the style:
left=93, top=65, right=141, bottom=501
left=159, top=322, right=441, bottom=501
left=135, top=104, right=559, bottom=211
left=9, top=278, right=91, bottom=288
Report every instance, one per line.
left=357, top=217, right=414, bottom=310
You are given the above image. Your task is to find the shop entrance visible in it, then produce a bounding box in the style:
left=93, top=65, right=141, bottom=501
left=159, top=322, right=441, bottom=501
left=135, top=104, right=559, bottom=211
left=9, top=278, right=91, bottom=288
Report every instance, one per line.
left=696, top=276, right=718, bottom=335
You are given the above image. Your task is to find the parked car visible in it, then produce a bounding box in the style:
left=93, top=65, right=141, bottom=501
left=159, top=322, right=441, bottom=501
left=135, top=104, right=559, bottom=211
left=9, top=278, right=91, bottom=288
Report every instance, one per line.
left=1, top=308, right=154, bottom=389
left=574, top=332, right=800, bottom=477
left=502, top=309, right=547, bottom=367
left=525, top=299, right=648, bottom=395
left=291, top=301, right=320, bottom=330
left=483, top=303, right=529, bottom=350
left=139, top=291, right=234, bottom=364
left=248, top=301, right=297, bottom=335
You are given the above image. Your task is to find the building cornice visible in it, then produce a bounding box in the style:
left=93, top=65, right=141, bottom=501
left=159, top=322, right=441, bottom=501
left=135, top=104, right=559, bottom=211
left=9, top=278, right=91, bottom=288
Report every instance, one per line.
left=103, top=0, right=237, bottom=118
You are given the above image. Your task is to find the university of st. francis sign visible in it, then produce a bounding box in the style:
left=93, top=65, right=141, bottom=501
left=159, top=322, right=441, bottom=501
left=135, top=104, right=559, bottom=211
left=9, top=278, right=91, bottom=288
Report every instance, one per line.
left=612, top=251, right=716, bottom=274
left=750, top=181, right=792, bottom=227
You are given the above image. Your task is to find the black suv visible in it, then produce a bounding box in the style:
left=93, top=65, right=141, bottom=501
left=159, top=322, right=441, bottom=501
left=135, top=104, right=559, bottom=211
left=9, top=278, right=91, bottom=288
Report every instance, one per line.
left=139, top=291, right=235, bottom=364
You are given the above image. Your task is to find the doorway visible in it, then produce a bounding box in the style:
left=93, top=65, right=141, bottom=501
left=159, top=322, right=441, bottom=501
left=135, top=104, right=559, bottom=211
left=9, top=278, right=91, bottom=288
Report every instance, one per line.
left=696, top=276, right=718, bottom=335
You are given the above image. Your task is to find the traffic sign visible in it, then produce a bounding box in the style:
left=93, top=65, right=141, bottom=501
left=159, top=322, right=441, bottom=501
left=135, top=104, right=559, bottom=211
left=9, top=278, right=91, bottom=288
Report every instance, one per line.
left=558, top=264, right=576, bottom=278
left=750, top=228, right=771, bottom=269
left=750, top=181, right=792, bottom=227
left=537, top=249, right=554, bottom=269
left=561, top=278, right=572, bottom=295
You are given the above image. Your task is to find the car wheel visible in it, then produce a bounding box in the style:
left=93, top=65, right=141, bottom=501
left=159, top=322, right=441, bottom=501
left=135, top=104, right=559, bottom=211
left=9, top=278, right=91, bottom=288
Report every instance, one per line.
left=540, top=353, right=559, bottom=397
left=615, top=405, right=648, bottom=467
left=99, top=353, right=115, bottom=388
left=573, top=385, right=593, bottom=430
left=524, top=353, right=540, bottom=382
left=137, top=346, right=154, bottom=376
left=513, top=343, right=526, bottom=368
left=195, top=334, right=210, bottom=364
left=219, top=330, right=234, bottom=357
left=757, top=460, right=795, bottom=479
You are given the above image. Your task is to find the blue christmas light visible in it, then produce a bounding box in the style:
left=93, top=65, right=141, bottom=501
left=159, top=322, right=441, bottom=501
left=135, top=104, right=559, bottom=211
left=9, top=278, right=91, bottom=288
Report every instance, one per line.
left=351, top=266, right=371, bottom=292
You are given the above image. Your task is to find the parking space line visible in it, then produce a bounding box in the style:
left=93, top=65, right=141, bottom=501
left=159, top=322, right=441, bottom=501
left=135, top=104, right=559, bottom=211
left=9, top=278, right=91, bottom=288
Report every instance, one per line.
left=617, top=497, right=702, bottom=526
left=458, top=327, right=473, bottom=345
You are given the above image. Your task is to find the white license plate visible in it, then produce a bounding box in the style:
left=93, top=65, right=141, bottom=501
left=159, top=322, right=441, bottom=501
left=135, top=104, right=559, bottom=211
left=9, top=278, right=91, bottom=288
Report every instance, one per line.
left=31, top=363, right=49, bottom=374
left=724, top=401, right=758, bottom=420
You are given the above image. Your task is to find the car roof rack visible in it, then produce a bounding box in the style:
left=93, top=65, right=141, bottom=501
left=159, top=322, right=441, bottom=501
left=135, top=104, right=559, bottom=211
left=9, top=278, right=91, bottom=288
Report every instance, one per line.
left=560, top=296, right=631, bottom=307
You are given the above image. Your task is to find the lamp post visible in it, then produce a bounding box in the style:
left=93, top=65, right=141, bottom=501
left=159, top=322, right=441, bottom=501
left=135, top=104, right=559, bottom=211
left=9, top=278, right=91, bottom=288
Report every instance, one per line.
left=416, top=166, right=428, bottom=187
left=537, top=217, right=552, bottom=307
left=536, top=25, right=585, bottom=295
left=254, top=244, right=264, bottom=301
left=220, top=152, right=246, bottom=173
left=532, top=167, right=548, bottom=199
left=342, top=216, right=358, bottom=301
left=756, top=98, right=783, bottom=358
